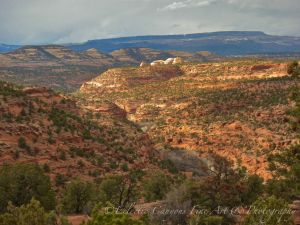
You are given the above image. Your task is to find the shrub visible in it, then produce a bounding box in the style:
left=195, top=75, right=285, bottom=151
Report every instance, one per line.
left=18, top=137, right=32, bottom=154
left=0, top=199, right=70, bottom=225
left=0, top=164, right=56, bottom=213
left=0, top=199, right=48, bottom=225
left=95, top=156, right=104, bottom=166
left=18, top=137, right=27, bottom=149
left=59, top=151, right=66, bottom=160
left=0, top=81, right=24, bottom=97
left=142, top=171, right=172, bottom=202
left=43, top=164, right=50, bottom=173
left=82, top=129, right=92, bottom=140
left=2, top=112, right=13, bottom=122
left=159, top=159, right=178, bottom=174
left=121, top=163, right=129, bottom=172
left=69, top=147, right=87, bottom=158
left=55, top=174, right=67, bottom=186
left=241, top=174, right=264, bottom=205
left=77, top=160, right=85, bottom=168
left=85, top=204, right=144, bottom=225
left=12, top=149, right=20, bottom=159
left=267, top=144, right=300, bottom=200
left=287, top=61, right=300, bottom=77
left=97, top=175, right=137, bottom=209
left=47, top=136, right=56, bottom=144
left=62, top=180, right=95, bottom=214
left=243, top=196, right=292, bottom=225
left=109, top=161, right=118, bottom=169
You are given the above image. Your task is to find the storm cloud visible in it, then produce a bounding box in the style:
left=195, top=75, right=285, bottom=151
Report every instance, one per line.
left=0, top=0, right=299, bottom=44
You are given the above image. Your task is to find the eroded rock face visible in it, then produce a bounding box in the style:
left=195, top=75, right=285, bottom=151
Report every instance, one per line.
left=79, top=60, right=298, bottom=179
left=23, top=87, right=52, bottom=96
left=84, top=101, right=127, bottom=118
left=80, top=65, right=183, bottom=94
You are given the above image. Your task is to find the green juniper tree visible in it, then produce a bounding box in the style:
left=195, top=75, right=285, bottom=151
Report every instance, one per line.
left=0, top=164, right=55, bottom=213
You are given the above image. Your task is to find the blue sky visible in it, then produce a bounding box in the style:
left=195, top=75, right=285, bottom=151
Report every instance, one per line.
left=0, top=0, right=299, bottom=44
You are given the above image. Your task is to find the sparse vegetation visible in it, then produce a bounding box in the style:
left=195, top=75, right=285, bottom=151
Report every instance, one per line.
left=287, top=61, right=300, bottom=77
left=1, top=59, right=300, bottom=224
left=0, top=81, right=24, bottom=97
left=243, top=196, right=292, bottom=225
left=85, top=205, right=145, bottom=225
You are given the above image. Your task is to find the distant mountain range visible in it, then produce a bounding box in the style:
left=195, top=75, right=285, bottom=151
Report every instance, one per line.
left=1, top=31, right=300, bottom=55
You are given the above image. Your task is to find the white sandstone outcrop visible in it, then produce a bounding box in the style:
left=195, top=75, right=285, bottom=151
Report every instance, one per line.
left=149, top=57, right=184, bottom=66
left=140, top=61, right=147, bottom=67
left=164, top=58, right=175, bottom=65
left=173, top=57, right=184, bottom=64
left=150, top=60, right=165, bottom=66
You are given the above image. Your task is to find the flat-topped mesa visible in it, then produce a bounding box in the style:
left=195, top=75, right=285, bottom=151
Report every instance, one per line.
left=80, top=65, right=183, bottom=94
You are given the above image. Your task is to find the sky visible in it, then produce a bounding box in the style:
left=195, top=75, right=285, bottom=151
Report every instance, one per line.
left=0, top=0, right=299, bottom=44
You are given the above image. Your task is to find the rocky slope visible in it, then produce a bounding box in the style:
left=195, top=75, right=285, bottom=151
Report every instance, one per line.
left=110, top=48, right=220, bottom=65
left=0, top=46, right=111, bottom=91
left=80, top=65, right=183, bottom=94
left=79, top=60, right=300, bottom=179
left=0, top=46, right=219, bottom=91
left=0, top=81, right=158, bottom=186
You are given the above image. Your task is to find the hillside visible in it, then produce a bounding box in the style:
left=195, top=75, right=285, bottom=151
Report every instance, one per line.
left=1, top=59, right=300, bottom=225
left=0, top=46, right=219, bottom=91
left=67, top=31, right=300, bottom=55
left=0, top=81, right=159, bottom=185
left=79, top=60, right=300, bottom=178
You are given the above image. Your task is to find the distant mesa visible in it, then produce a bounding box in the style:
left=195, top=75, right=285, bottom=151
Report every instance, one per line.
left=2, top=31, right=300, bottom=55
left=64, top=31, right=300, bottom=56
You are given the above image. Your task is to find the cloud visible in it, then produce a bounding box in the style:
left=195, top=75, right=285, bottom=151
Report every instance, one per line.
left=0, top=0, right=299, bottom=44
left=158, top=0, right=216, bottom=11
left=159, top=2, right=187, bottom=11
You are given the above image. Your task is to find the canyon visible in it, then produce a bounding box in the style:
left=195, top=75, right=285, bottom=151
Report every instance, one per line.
left=79, top=60, right=300, bottom=179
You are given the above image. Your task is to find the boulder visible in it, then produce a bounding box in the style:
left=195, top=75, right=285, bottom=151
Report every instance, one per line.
left=164, top=58, right=174, bottom=65
left=150, top=60, right=165, bottom=66
left=173, top=57, right=184, bottom=64
left=140, top=61, right=147, bottom=67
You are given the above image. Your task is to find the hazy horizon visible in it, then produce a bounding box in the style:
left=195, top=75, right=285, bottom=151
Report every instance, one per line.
left=1, top=30, right=297, bottom=46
